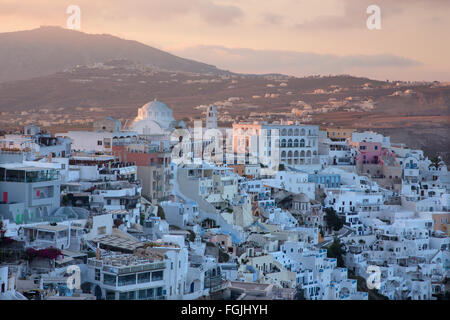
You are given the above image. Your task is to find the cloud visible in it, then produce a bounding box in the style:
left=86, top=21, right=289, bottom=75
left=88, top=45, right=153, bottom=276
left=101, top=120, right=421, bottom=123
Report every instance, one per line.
left=0, top=0, right=244, bottom=26
left=262, top=13, right=284, bottom=25
left=196, top=2, right=244, bottom=26
left=172, top=45, right=423, bottom=77
left=293, top=0, right=450, bottom=30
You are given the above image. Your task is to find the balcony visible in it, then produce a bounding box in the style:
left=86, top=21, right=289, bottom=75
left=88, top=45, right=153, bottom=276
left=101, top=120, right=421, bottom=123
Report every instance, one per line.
left=0, top=168, right=60, bottom=183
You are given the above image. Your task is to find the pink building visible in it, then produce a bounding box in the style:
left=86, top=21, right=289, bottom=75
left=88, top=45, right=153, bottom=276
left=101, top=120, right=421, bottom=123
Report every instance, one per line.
left=351, top=141, right=389, bottom=164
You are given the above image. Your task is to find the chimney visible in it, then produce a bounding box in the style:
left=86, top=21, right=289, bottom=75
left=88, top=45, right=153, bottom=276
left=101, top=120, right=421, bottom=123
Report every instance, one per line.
left=96, top=242, right=101, bottom=260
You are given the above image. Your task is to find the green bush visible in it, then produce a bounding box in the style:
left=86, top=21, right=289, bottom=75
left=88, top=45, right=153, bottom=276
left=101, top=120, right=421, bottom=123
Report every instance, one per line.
left=157, top=205, right=165, bottom=220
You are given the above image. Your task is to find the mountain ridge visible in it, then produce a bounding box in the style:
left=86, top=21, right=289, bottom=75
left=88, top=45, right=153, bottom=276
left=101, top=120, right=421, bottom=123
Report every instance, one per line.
left=0, top=26, right=230, bottom=83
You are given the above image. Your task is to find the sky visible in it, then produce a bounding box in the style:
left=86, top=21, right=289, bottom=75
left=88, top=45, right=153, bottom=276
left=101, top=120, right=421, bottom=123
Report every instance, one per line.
left=1, top=0, right=449, bottom=81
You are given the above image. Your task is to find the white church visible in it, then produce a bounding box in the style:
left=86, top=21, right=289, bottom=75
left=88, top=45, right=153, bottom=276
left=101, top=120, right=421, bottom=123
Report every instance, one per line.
left=131, top=99, right=185, bottom=135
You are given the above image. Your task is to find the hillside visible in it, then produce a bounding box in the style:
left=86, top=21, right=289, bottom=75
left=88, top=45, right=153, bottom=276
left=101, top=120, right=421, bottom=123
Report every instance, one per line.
left=0, top=62, right=448, bottom=162
left=0, top=26, right=226, bottom=83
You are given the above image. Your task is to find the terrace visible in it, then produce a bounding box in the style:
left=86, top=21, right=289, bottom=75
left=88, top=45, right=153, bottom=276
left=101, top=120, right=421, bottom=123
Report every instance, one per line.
left=0, top=165, right=60, bottom=183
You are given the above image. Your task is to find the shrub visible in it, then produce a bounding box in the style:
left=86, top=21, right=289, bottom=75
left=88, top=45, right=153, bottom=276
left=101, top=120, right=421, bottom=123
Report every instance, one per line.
left=26, top=247, right=63, bottom=260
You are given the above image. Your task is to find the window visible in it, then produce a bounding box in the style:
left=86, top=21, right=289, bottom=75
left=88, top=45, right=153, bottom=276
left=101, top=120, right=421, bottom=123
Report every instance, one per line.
left=138, top=272, right=151, bottom=283
left=152, top=271, right=163, bottom=281
left=97, top=140, right=103, bottom=146
left=103, top=274, right=116, bottom=286
left=118, top=274, right=136, bottom=286
left=95, top=269, right=101, bottom=281
left=139, top=288, right=154, bottom=300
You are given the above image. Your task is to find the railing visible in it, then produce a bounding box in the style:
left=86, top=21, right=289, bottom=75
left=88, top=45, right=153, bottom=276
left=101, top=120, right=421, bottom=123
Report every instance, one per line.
left=116, top=262, right=166, bottom=274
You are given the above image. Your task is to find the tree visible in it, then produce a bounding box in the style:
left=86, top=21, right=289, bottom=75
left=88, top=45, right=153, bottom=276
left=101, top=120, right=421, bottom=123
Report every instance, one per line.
left=61, top=195, right=70, bottom=206
left=429, top=156, right=442, bottom=170
left=218, top=248, right=230, bottom=263
left=327, top=237, right=346, bottom=268
left=324, top=207, right=344, bottom=231
left=157, top=205, right=165, bottom=220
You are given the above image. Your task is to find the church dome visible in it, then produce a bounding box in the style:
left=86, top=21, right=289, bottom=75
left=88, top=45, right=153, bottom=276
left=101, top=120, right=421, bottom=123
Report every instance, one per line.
left=136, top=99, right=173, bottom=121
left=132, top=99, right=176, bottom=134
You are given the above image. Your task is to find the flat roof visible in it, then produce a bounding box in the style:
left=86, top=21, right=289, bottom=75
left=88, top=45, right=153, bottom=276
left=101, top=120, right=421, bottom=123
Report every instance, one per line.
left=0, top=163, right=57, bottom=172
left=24, top=224, right=68, bottom=232
left=92, top=252, right=163, bottom=267
left=92, top=235, right=144, bottom=252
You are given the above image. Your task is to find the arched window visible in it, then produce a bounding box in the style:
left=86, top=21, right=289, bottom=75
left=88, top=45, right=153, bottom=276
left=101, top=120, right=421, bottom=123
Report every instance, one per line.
left=281, top=139, right=286, bottom=148
left=300, top=128, right=305, bottom=136
left=281, top=151, right=286, bottom=159
left=294, top=139, right=299, bottom=147
left=287, top=139, right=293, bottom=147
left=288, top=151, right=293, bottom=158
left=281, top=128, right=287, bottom=136
left=306, top=150, right=311, bottom=157
left=288, top=129, right=293, bottom=136
left=294, top=128, right=299, bottom=136
left=300, top=139, right=305, bottom=147
left=300, top=150, right=305, bottom=157
left=294, top=151, right=299, bottom=158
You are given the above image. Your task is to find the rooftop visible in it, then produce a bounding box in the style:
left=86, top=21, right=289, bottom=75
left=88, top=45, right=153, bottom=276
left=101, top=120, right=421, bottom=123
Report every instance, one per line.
left=89, top=252, right=163, bottom=268
left=92, top=235, right=144, bottom=252
left=0, top=163, right=57, bottom=172
left=24, top=224, right=68, bottom=232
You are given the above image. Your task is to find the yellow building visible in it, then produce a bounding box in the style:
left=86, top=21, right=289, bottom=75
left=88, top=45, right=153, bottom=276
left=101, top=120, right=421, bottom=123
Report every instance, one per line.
left=325, top=127, right=355, bottom=141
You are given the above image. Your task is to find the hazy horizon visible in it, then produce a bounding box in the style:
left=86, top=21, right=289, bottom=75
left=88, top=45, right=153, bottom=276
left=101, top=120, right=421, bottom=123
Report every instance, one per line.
left=1, top=0, right=449, bottom=81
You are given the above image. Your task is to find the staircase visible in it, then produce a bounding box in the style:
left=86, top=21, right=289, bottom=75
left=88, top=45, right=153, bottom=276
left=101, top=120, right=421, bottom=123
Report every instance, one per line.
left=175, top=167, right=245, bottom=243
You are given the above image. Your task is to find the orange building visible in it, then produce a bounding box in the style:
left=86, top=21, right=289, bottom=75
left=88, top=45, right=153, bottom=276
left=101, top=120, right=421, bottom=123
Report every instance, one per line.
left=432, top=213, right=450, bottom=234
left=228, top=164, right=245, bottom=177
left=325, top=127, right=355, bottom=141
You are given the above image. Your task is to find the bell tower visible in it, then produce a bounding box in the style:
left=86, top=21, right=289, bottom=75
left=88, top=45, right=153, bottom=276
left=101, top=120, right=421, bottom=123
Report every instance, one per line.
left=206, top=105, right=217, bottom=129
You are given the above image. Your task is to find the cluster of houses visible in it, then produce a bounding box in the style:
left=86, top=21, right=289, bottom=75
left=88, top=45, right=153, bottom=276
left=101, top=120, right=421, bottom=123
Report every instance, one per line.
left=0, top=100, right=448, bottom=300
